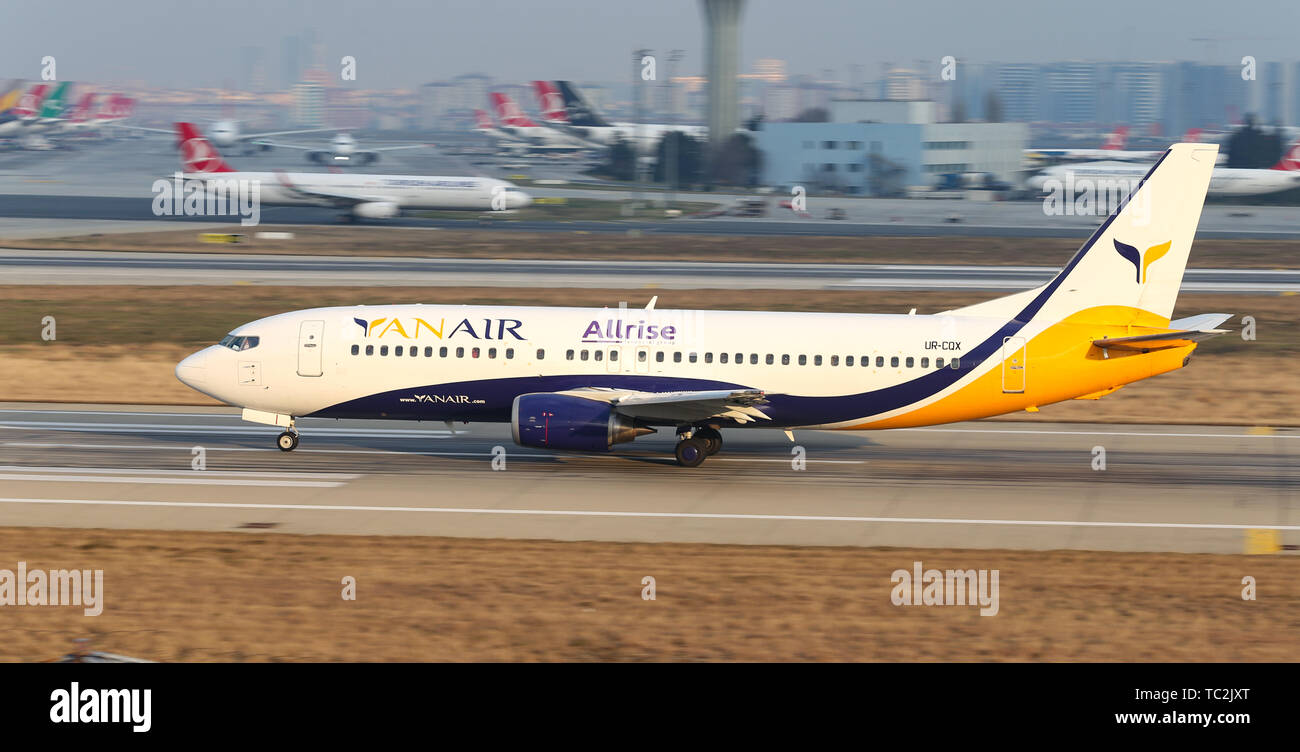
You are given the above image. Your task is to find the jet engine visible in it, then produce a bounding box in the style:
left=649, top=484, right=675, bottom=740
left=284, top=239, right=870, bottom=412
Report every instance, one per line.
left=512, top=393, right=655, bottom=452
left=352, top=202, right=400, bottom=219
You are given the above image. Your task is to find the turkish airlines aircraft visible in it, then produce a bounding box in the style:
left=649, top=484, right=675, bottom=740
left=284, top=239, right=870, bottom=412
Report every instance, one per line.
left=1026, top=127, right=1223, bottom=164
left=177, top=143, right=1232, bottom=467
left=173, top=122, right=531, bottom=219
left=1028, top=141, right=1300, bottom=196
left=488, top=92, right=590, bottom=152
left=541, top=80, right=709, bottom=152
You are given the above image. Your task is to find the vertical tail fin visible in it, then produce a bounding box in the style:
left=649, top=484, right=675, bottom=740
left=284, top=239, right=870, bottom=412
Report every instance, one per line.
left=38, top=82, right=70, bottom=118
left=175, top=122, right=236, bottom=173
left=490, top=92, right=536, bottom=127
left=68, top=92, right=95, bottom=122
left=533, top=80, right=568, bottom=123
left=1102, top=126, right=1129, bottom=150
left=1270, top=140, right=1300, bottom=172
left=473, top=108, right=495, bottom=130
left=13, top=84, right=49, bottom=118
left=949, top=143, right=1218, bottom=327
left=555, top=81, right=609, bottom=127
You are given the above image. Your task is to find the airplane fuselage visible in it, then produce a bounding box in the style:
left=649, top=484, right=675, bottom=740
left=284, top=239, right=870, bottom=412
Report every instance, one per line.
left=177, top=303, right=1194, bottom=432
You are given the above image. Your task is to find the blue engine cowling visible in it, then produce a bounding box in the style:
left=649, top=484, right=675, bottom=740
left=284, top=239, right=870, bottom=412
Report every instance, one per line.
left=512, top=393, right=655, bottom=452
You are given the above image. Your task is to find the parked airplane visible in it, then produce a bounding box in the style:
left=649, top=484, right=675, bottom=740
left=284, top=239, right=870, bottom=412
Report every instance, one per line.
left=171, top=122, right=530, bottom=219
left=1028, top=141, right=1300, bottom=196
left=176, top=143, right=1231, bottom=467
left=0, top=83, right=52, bottom=137
left=261, top=131, right=430, bottom=165
left=126, top=118, right=337, bottom=154
left=1026, top=127, right=1222, bottom=164
left=486, top=92, right=590, bottom=152
left=541, top=80, right=709, bottom=151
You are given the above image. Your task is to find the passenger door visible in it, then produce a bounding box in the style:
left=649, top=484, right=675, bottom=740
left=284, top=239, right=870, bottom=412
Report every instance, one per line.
left=297, top=320, right=325, bottom=377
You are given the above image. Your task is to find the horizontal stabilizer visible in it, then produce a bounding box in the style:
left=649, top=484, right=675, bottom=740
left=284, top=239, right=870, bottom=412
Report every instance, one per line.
left=1092, top=312, right=1232, bottom=350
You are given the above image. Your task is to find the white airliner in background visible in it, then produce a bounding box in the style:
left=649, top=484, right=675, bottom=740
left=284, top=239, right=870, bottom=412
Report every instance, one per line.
left=128, top=118, right=338, bottom=154
left=261, top=131, right=431, bottom=166
left=473, top=94, right=590, bottom=153
left=1027, top=141, right=1300, bottom=197
left=172, top=122, right=530, bottom=219
left=537, top=80, right=710, bottom=152
left=177, top=143, right=1231, bottom=467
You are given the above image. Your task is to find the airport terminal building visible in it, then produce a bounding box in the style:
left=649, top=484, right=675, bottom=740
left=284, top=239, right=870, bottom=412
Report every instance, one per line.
left=756, top=100, right=1027, bottom=196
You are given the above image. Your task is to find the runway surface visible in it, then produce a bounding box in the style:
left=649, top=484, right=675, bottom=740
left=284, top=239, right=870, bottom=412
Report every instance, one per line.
left=4, top=193, right=1300, bottom=240
left=4, top=249, right=1298, bottom=292
left=1, top=403, right=1295, bottom=554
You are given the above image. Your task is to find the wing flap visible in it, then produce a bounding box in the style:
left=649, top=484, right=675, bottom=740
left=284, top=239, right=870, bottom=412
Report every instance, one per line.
left=560, top=388, right=771, bottom=423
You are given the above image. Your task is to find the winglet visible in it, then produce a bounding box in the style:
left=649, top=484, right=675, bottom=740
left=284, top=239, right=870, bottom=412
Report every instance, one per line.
left=644, top=295, right=658, bottom=312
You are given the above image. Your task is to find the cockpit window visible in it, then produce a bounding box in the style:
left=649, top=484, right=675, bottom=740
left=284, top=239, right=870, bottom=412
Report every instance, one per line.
left=219, top=334, right=260, bottom=351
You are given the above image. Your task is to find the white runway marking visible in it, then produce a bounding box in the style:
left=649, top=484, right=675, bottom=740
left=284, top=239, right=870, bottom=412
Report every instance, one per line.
left=0, top=465, right=359, bottom=479
left=0, top=497, right=1295, bottom=531
left=899, top=427, right=1295, bottom=440
left=1, top=442, right=862, bottom=462
left=0, top=421, right=455, bottom=438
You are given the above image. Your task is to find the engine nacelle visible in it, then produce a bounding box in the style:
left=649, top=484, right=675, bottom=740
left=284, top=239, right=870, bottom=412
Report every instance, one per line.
left=512, top=393, right=655, bottom=452
left=352, top=201, right=400, bottom=219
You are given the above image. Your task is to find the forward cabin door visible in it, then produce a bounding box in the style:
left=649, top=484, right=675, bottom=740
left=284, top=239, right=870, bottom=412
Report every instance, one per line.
left=1001, top=336, right=1026, bottom=393
left=297, top=320, right=325, bottom=377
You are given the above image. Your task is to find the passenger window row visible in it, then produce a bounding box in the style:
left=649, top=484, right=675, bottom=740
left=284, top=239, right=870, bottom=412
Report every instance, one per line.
left=350, top=344, right=540, bottom=360
left=561, top=349, right=961, bottom=369
left=348, top=344, right=961, bottom=371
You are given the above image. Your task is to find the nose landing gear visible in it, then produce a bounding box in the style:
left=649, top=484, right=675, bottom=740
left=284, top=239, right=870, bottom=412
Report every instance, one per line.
left=277, top=430, right=299, bottom=452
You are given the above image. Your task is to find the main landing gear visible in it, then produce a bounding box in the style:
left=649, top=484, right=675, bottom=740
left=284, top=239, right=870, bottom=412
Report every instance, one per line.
left=277, top=430, right=299, bottom=452
left=674, top=426, right=723, bottom=468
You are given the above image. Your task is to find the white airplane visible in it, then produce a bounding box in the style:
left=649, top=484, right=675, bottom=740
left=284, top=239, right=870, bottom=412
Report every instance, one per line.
left=538, top=80, right=709, bottom=153
left=261, top=132, right=430, bottom=166
left=484, top=93, right=591, bottom=153
left=1027, top=141, right=1300, bottom=197
left=177, top=143, right=1232, bottom=467
left=1025, top=127, right=1227, bottom=166
left=126, top=118, right=337, bottom=154
left=172, top=122, right=531, bottom=219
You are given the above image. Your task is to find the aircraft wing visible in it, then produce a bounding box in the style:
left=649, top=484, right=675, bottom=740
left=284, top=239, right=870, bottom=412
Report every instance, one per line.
left=258, top=141, right=316, bottom=150
left=245, top=127, right=337, bottom=140
left=1092, top=313, right=1233, bottom=350
left=367, top=144, right=432, bottom=152
left=104, top=124, right=171, bottom=135
left=270, top=172, right=389, bottom=207
left=560, top=388, right=772, bottom=424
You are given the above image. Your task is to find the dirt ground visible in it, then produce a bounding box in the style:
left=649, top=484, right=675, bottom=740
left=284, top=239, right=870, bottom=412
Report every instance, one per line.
left=2, top=527, right=1294, bottom=662
left=14, top=225, right=1300, bottom=268
left=1, top=286, right=1294, bottom=425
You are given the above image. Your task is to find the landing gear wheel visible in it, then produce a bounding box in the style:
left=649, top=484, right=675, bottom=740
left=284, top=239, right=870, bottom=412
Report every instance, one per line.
left=694, top=427, right=723, bottom=456
left=674, top=437, right=708, bottom=468
left=277, top=431, right=299, bottom=452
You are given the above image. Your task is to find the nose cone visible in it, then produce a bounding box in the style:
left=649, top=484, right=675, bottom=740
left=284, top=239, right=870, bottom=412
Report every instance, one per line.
left=175, top=349, right=209, bottom=390
left=508, top=190, right=532, bottom=209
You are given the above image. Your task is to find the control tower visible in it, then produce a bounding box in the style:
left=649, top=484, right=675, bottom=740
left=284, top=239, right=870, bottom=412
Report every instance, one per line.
left=700, top=0, right=745, bottom=148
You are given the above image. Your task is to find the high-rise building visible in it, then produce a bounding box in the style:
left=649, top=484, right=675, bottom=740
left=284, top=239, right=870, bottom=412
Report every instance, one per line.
left=996, top=64, right=1038, bottom=122
left=292, top=82, right=326, bottom=126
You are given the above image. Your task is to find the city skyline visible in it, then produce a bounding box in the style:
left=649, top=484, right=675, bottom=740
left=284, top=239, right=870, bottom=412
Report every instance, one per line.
left=4, top=0, right=1300, bottom=90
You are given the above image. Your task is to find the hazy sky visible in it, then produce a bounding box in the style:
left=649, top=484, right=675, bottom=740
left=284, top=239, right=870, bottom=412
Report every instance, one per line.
left=4, top=0, right=1297, bottom=88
